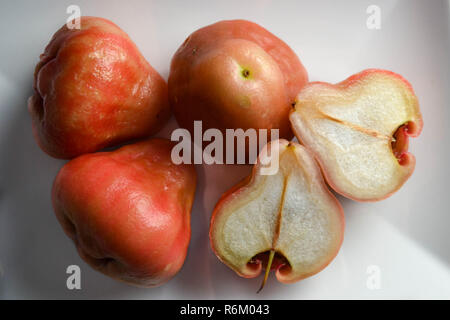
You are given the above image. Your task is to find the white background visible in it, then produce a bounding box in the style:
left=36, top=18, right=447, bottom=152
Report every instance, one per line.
left=0, top=0, right=449, bottom=299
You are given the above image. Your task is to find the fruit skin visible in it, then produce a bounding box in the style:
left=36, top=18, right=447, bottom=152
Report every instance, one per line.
left=29, top=16, right=170, bottom=159
left=209, top=139, right=344, bottom=284
left=290, top=69, right=423, bottom=202
left=52, top=138, right=196, bottom=287
left=168, top=20, right=308, bottom=157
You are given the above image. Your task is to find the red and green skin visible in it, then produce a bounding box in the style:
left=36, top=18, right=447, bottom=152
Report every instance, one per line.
left=52, top=139, right=197, bottom=287
left=168, top=20, right=308, bottom=156
left=29, top=17, right=170, bottom=159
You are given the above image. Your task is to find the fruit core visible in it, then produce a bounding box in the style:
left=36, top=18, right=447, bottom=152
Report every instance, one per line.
left=391, top=123, right=411, bottom=165
left=248, top=250, right=291, bottom=293
left=248, top=250, right=291, bottom=272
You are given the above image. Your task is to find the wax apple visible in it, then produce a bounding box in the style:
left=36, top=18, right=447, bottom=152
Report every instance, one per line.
left=169, top=20, right=308, bottom=159
left=29, top=17, right=170, bottom=159
left=52, top=139, right=196, bottom=287
left=210, top=140, right=344, bottom=291
left=290, top=69, right=423, bottom=201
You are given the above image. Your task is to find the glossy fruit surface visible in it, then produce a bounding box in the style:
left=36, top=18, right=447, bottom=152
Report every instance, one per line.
left=169, top=20, right=308, bottom=158
left=29, top=16, right=170, bottom=159
left=52, top=138, right=196, bottom=287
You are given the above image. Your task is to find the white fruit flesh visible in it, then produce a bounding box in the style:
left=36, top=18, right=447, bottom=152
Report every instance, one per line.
left=211, top=140, right=344, bottom=283
left=290, top=71, right=422, bottom=201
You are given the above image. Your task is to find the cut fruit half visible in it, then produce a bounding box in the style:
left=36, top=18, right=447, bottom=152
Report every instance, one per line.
left=209, top=140, right=344, bottom=290
left=290, top=69, right=423, bottom=201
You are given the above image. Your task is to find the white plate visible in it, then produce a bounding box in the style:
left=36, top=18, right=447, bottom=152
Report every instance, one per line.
left=0, top=0, right=449, bottom=299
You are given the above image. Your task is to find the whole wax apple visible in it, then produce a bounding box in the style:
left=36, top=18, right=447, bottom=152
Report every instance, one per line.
left=168, top=20, right=308, bottom=159
left=210, top=140, right=344, bottom=291
left=290, top=69, right=423, bottom=201
left=29, top=17, right=170, bottom=159
left=52, top=138, right=196, bottom=287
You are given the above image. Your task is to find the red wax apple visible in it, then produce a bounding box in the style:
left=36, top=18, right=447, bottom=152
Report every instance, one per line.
left=168, top=20, right=308, bottom=159
left=210, top=140, right=344, bottom=291
left=29, top=17, right=170, bottom=159
left=52, top=138, right=196, bottom=287
left=290, top=69, right=423, bottom=201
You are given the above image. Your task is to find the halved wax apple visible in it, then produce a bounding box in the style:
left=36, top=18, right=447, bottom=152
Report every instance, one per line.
left=209, top=140, right=344, bottom=291
left=290, top=69, right=423, bottom=201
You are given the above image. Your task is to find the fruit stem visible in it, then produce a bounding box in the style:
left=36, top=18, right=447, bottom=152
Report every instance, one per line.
left=257, top=249, right=275, bottom=293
